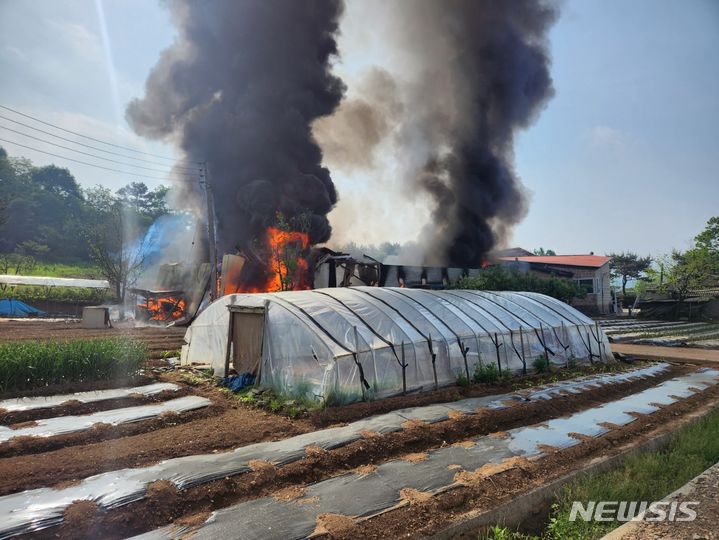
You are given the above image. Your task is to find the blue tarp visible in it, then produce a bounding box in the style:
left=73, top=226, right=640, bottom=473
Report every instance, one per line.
left=222, top=373, right=256, bottom=392
left=0, top=299, right=44, bottom=317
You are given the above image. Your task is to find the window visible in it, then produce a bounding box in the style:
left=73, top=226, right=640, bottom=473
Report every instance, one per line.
left=576, top=278, right=595, bottom=294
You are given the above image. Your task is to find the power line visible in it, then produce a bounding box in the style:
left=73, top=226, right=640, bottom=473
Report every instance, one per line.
left=0, top=104, right=198, bottom=164
left=0, top=113, right=202, bottom=173
left=0, top=136, right=187, bottom=181
left=0, top=123, right=197, bottom=177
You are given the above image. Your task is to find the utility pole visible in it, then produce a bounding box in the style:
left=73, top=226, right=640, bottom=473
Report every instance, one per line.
left=200, top=161, right=218, bottom=301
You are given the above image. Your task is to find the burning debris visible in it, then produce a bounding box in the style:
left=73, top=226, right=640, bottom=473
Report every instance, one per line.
left=127, top=0, right=345, bottom=294
left=127, top=0, right=558, bottom=298
left=133, top=289, right=187, bottom=322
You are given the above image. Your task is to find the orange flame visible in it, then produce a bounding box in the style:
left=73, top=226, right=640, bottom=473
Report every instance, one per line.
left=138, top=295, right=186, bottom=321
left=228, top=226, right=311, bottom=294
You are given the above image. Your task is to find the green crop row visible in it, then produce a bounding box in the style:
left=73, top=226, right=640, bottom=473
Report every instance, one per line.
left=0, top=338, right=147, bottom=394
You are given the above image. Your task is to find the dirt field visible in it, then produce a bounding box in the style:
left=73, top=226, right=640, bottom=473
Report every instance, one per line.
left=612, top=342, right=719, bottom=365
left=1, top=320, right=719, bottom=539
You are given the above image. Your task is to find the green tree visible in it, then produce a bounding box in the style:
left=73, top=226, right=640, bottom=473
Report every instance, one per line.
left=83, top=202, right=151, bottom=303
left=31, top=165, right=82, bottom=199
left=533, top=247, right=556, bottom=256
left=693, top=216, right=719, bottom=276
left=660, top=249, right=714, bottom=319
left=116, top=182, right=169, bottom=219
left=607, top=252, right=652, bottom=297
left=455, top=265, right=584, bottom=304
left=694, top=216, right=719, bottom=252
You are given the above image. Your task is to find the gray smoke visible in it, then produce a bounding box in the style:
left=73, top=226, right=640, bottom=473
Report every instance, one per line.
left=393, top=0, right=558, bottom=267
left=321, top=0, right=558, bottom=267
left=127, top=0, right=345, bottom=279
left=313, top=67, right=402, bottom=171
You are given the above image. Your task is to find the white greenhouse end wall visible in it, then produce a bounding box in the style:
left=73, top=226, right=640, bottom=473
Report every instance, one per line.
left=183, top=287, right=614, bottom=404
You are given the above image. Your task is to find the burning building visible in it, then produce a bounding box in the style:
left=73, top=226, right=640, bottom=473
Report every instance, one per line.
left=127, top=0, right=559, bottom=298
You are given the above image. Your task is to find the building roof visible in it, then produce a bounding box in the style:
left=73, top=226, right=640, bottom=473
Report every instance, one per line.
left=493, top=247, right=534, bottom=258
left=498, top=255, right=611, bottom=268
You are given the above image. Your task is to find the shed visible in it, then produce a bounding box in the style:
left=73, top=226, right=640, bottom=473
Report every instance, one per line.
left=182, top=287, right=613, bottom=404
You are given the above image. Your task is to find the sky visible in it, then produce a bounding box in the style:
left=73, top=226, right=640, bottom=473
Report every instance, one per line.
left=0, top=0, right=717, bottom=257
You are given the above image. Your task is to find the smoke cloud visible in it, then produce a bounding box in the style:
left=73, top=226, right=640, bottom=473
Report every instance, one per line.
left=313, top=67, right=402, bottom=171
left=323, top=0, right=558, bottom=267
left=127, top=0, right=345, bottom=262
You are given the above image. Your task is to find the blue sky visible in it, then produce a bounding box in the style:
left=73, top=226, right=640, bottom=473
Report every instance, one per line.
left=0, top=0, right=717, bottom=257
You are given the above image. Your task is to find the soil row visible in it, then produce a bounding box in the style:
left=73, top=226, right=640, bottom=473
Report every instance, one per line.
left=44, top=364, right=690, bottom=539
left=327, top=386, right=719, bottom=540
left=0, top=388, right=189, bottom=425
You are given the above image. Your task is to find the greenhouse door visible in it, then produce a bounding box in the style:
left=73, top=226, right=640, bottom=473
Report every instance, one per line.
left=226, top=306, right=265, bottom=376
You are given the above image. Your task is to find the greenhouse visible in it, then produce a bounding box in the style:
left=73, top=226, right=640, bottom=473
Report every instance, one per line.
left=182, top=287, right=614, bottom=404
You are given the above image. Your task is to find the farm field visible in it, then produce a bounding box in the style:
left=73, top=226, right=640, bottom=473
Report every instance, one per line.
left=600, top=319, right=719, bottom=349
left=0, top=322, right=718, bottom=539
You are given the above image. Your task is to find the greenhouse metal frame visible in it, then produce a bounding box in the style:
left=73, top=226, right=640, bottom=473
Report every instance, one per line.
left=183, top=287, right=613, bottom=404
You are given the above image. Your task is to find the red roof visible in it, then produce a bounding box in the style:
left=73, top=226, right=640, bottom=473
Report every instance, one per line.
left=498, top=255, right=610, bottom=268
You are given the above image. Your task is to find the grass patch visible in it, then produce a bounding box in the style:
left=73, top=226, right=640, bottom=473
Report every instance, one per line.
left=486, top=407, right=719, bottom=540
left=0, top=338, right=146, bottom=393
left=234, top=385, right=323, bottom=419
left=0, top=258, right=104, bottom=279
left=545, top=408, right=719, bottom=539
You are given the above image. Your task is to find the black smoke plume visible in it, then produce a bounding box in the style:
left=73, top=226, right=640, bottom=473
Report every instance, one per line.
left=317, top=0, right=558, bottom=267
left=127, top=0, right=345, bottom=269
left=397, top=0, right=558, bottom=266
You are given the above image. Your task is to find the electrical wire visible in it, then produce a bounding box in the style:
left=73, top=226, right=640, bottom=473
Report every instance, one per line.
left=0, top=136, right=188, bottom=181
left=0, top=104, right=199, bottom=163
left=0, top=123, right=198, bottom=177
left=0, top=113, right=201, bottom=173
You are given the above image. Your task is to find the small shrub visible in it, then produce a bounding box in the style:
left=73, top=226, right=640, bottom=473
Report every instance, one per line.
left=533, top=354, right=549, bottom=373
left=456, top=371, right=470, bottom=388
left=567, top=355, right=578, bottom=369
left=473, top=362, right=499, bottom=384
left=0, top=338, right=146, bottom=393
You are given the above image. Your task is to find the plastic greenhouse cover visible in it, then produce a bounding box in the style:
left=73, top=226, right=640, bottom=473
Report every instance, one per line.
left=0, top=383, right=180, bottom=413
left=134, top=368, right=719, bottom=540
left=183, top=288, right=614, bottom=402
left=0, top=396, right=210, bottom=443
left=0, top=363, right=677, bottom=539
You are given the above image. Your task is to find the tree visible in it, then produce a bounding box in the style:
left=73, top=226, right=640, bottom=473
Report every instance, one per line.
left=116, top=182, right=169, bottom=219
left=455, top=265, right=585, bottom=304
left=31, top=165, right=82, bottom=199
left=660, top=250, right=714, bottom=319
left=533, top=247, right=556, bottom=256
left=695, top=216, right=719, bottom=252
left=607, top=252, right=652, bottom=297
left=693, top=216, right=719, bottom=276
left=83, top=203, right=151, bottom=303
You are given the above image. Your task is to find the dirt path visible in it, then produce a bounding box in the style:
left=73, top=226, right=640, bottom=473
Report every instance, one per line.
left=0, top=319, right=185, bottom=341
left=612, top=343, right=719, bottom=365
